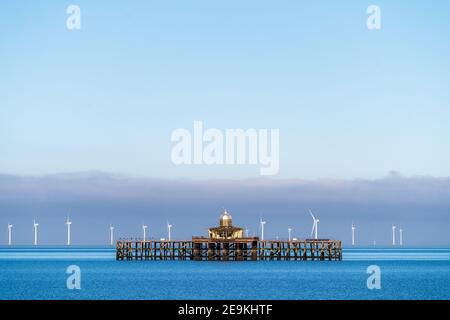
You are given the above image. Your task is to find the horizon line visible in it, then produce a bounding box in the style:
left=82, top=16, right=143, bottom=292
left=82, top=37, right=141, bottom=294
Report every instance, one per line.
left=1, top=170, right=448, bottom=182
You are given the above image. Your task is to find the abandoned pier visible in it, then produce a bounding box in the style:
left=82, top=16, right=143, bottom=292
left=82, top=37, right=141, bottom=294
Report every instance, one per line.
left=116, top=209, right=342, bottom=261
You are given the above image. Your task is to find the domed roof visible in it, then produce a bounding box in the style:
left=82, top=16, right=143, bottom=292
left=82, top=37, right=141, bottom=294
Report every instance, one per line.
left=220, top=208, right=233, bottom=227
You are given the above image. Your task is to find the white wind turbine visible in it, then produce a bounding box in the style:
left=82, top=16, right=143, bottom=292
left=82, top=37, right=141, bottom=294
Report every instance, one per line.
left=142, top=224, right=148, bottom=241
left=33, top=219, right=39, bottom=246
left=260, top=218, right=266, bottom=241
left=399, top=226, right=403, bottom=246
left=309, top=210, right=319, bottom=240
left=351, top=222, right=356, bottom=246
left=288, top=227, right=292, bottom=241
left=167, top=221, right=172, bottom=241
left=66, top=216, right=72, bottom=246
left=110, top=224, right=115, bottom=246
left=8, top=223, right=13, bottom=246
left=392, top=225, right=396, bottom=246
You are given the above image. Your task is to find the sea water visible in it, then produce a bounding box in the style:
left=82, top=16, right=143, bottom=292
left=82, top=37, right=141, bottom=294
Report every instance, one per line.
left=0, top=247, right=449, bottom=300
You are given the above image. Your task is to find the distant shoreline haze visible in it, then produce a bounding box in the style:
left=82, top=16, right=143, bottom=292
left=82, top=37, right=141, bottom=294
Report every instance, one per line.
left=0, top=171, right=449, bottom=246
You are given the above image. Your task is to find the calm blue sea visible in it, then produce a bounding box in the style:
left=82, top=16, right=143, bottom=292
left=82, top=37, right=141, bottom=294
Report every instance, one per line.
left=1, top=247, right=450, bottom=300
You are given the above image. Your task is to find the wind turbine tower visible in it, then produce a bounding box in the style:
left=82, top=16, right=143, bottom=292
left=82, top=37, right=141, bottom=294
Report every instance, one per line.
left=167, top=222, right=172, bottom=241
left=110, top=224, right=115, bottom=246
left=7, top=223, right=13, bottom=246
left=142, top=224, right=148, bottom=241
left=392, top=225, right=396, bottom=246
left=66, top=216, right=72, bottom=246
left=260, top=218, right=266, bottom=241
left=309, top=210, right=320, bottom=240
left=399, top=226, right=403, bottom=246
left=288, top=227, right=292, bottom=241
left=33, top=219, right=39, bottom=246
left=351, top=222, right=356, bottom=246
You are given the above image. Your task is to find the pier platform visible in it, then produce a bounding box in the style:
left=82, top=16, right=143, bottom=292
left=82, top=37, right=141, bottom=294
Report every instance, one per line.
left=116, top=237, right=342, bottom=261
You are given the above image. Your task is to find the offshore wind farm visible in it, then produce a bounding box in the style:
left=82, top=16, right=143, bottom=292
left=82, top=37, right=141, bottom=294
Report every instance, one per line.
left=3, top=208, right=408, bottom=250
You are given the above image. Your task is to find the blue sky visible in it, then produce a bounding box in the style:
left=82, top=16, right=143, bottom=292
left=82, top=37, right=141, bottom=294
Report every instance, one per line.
left=1, top=0, right=450, bottom=180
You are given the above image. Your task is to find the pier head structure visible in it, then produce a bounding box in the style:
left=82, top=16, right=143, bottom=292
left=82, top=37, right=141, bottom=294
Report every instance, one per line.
left=116, top=209, right=342, bottom=261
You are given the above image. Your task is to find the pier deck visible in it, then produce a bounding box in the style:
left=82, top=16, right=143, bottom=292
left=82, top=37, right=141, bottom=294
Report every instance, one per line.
left=116, top=237, right=342, bottom=261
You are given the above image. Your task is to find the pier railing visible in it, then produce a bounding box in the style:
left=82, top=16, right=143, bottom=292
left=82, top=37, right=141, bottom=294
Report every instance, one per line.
left=116, top=238, right=342, bottom=261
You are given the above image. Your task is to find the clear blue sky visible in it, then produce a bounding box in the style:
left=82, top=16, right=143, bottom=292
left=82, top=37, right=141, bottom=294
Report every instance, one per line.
left=1, top=0, right=450, bottom=179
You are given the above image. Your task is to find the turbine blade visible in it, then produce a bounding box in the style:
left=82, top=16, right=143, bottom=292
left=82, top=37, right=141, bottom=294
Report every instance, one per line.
left=309, top=209, right=315, bottom=220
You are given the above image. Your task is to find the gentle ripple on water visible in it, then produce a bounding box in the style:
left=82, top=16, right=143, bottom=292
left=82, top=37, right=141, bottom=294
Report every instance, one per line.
left=1, top=247, right=450, bottom=299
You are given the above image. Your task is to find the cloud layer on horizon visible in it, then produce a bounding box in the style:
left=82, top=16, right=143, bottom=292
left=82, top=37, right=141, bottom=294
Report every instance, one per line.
left=0, top=171, right=449, bottom=246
